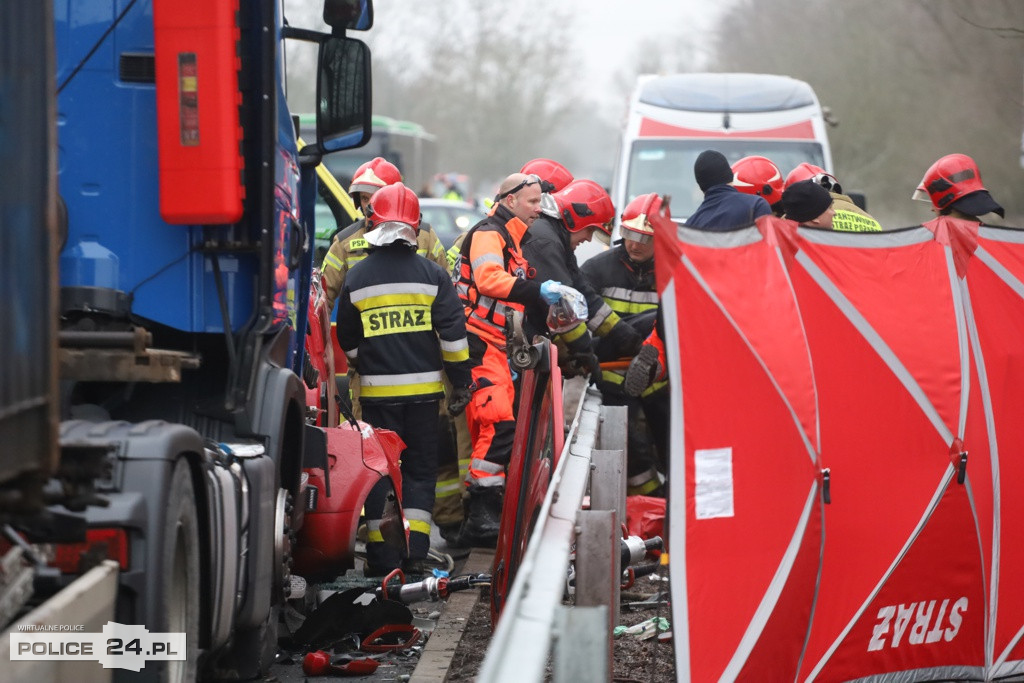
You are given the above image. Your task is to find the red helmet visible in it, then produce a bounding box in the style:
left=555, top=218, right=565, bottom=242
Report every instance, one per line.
left=620, top=193, right=668, bottom=244
left=912, top=153, right=987, bottom=210
left=365, top=182, right=420, bottom=246
left=520, top=158, right=574, bottom=194
left=784, top=162, right=841, bottom=194
left=349, top=157, right=402, bottom=197
left=552, top=179, right=615, bottom=235
left=731, top=156, right=784, bottom=205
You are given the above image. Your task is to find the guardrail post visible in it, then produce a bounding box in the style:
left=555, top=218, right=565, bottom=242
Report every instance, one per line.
left=576, top=508, right=616, bottom=675
left=598, top=405, right=628, bottom=454
left=590, top=448, right=625, bottom=626
left=595, top=403, right=628, bottom=629
left=553, top=604, right=610, bottom=683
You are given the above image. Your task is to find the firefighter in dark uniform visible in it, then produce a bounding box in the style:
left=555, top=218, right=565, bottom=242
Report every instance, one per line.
left=321, top=157, right=465, bottom=549
left=336, top=182, right=473, bottom=574
left=580, top=192, right=668, bottom=495
left=521, top=179, right=645, bottom=380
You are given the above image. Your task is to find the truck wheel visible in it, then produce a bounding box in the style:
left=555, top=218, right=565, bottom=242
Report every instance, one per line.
left=159, top=459, right=200, bottom=682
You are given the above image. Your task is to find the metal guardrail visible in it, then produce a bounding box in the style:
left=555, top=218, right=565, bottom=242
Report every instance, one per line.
left=477, top=380, right=606, bottom=683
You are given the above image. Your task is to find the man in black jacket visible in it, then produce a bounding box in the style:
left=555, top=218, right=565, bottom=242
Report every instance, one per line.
left=685, top=150, right=771, bottom=231
left=521, top=179, right=644, bottom=380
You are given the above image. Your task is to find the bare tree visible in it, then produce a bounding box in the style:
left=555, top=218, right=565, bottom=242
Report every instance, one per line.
left=711, top=0, right=1024, bottom=226
left=364, top=0, right=581, bottom=194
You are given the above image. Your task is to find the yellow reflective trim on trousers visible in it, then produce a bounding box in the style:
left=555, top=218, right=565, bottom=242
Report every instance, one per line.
left=601, top=370, right=665, bottom=396
left=628, top=478, right=661, bottom=496
left=642, top=380, right=668, bottom=397
left=436, top=477, right=463, bottom=495
left=360, top=381, right=444, bottom=398
left=607, top=299, right=659, bottom=315
left=442, top=347, right=470, bottom=362
left=361, top=305, right=432, bottom=337
left=367, top=529, right=384, bottom=543
left=408, top=519, right=432, bottom=535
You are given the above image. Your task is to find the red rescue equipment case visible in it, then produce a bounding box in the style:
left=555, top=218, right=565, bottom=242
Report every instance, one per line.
left=153, top=0, right=245, bottom=224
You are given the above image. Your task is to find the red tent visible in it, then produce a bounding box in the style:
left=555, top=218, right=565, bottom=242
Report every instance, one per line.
left=654, top=212, right=1024, bottom=681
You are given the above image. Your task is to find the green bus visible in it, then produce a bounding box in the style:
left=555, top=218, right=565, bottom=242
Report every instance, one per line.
left=300, top=114, right=439, bottom=196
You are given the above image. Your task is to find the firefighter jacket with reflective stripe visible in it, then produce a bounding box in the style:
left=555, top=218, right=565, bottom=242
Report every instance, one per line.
left=521, top=215, right=625, bottom=354
left=579, top=245, right=659, bottom=320
left=455, top=204, right=543, bottom=346
left=581, top=245, right=664, bottom=392
left=336, top=244, right=471, bottom=403
left=322, top=217, right=449, bottom=315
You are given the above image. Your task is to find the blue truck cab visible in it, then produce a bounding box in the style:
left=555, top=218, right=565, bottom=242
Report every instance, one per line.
left=34, top=0, right=374, bottom=679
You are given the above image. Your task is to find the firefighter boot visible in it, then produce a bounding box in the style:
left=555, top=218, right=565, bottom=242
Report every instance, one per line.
left=624, top=344, right=662, bottom=397
left=458, top=484, right=504, bottom=548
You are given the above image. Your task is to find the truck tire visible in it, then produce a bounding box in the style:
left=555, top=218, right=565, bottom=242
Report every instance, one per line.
left=158, top=459, right=200, bottom=683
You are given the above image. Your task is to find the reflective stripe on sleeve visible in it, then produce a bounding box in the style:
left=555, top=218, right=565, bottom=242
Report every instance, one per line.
left=472, top=253, right=504, bottom=269
left=562, top=322, right=588, bottom=343
left=441, top=337, right=470, bottom=362
left=323, top=252, right=343, bottom=272
left=588, top=302, right=618, bottom=335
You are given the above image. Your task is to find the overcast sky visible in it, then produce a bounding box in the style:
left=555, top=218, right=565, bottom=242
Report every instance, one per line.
left=563, top=0, right=731, bottom=90
left=287, top=1, right=735, bottom=98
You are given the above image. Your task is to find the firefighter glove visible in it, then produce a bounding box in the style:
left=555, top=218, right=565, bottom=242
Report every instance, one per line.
left=565, top=351, right=602, bottom=386
left=447, top=385, right=473, bottom=417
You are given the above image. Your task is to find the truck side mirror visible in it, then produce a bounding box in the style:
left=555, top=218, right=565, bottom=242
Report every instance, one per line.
left=323, top=0, right=373, bottom=31
left=317, top=35, right=372, bottom=154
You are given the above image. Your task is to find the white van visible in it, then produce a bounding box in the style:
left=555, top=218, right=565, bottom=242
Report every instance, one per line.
left=611, top=72, right=834, bottom=230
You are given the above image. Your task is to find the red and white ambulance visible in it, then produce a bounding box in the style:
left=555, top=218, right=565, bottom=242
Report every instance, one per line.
left=611, top=72, right=834, bottom=229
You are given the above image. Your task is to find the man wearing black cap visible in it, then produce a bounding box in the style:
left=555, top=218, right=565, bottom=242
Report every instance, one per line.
left=782, top=180, right=835, bottom=228
left=685, top=149, right=772, bottom=231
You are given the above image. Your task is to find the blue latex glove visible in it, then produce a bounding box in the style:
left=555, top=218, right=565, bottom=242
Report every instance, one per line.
left=539, top=280, right=562, bottom=305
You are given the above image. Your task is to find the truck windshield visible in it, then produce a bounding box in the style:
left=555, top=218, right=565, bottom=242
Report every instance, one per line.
left=625, top=139, right=825, bottom=219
